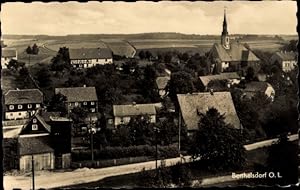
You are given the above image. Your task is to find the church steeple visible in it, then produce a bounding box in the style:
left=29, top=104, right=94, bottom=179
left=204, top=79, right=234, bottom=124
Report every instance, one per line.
left=221, top=7, right=230, bottom=49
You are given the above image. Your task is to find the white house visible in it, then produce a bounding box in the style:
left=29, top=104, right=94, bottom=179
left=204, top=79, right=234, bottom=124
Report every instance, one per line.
left=69, top=47, right=113, bottom=68
left=113, top=103, right=157, bottom=127
left=270, top=51, right=297, bottom=73
left=1, top=48, right=17, bottom=69
left=243, top=81, right=275, bottom=101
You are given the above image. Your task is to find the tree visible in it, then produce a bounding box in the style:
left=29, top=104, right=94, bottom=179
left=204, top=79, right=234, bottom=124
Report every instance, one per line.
left=36, top=67, right=52, bottom=87
left=189, top=108, right=246, bottom=171
left=145, top=50, right=153, bottom=60
left=280, top=39, right=298, bottom=52
left=32, top=43, right=39, bottom=55
left=48, top=93, right=68, bottom=115
left=7, top=59, right=25, bottom=71
left=138, top=50, right=146, bottom=59
left=51, top=47, right=70, bottom=71
left=266, top=134, right=298, bottom=185
left=168, top=71, right=194, bottom=101
left=157, top=116, right=177, bottom=146
left=26, top=46, right=33, bottom=54
left=245, top=67, right=255, bottom=81
left=69, top=107, right=89, bottom=124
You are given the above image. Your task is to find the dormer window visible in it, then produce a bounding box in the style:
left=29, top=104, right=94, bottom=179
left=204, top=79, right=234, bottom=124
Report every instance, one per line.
left=32, top=124, right=38, bottom=130
left=83, top=102, right=87, bottom=105
left=75, top=102, right=79, bottom=106
left=91, top=101, right=95, bottom=105
left=18, top=105, right=23, bottom=109
left=28, top=104, right=32, bottom=109
left=9, top=105, right=14, bottom=110
left=36, top=104, right=40, bottom=108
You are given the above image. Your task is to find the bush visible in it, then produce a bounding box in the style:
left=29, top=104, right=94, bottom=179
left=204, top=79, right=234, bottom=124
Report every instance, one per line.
left=72, top=145, right=179, bottom=162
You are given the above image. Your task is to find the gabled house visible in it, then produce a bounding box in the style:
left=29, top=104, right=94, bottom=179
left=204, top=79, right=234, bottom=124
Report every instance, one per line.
left=55, top=86, right=98, bottom=113
left=155, top=76, right=170, bottom=97
left=242, top=81, right=275, bottom=101
left=270, top=51, right=297, bottom=73
left=1, top=48, right=17, bottom=69
left=4, top=89, right=44, bottom=120
left=113, top=103, right=157, bottom=127
left=18, top=114, right=54, bottom=171
left=199, top=72, right=240, bottom=91
left=69, top=47, right=113, bottom=68
left=207, top=9, right=260, bottom=75
left=177, top=92, right=241, bottom=136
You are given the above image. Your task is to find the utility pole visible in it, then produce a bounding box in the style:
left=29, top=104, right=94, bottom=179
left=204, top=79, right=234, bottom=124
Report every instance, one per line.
left=31, top=154, right=35, bottom=190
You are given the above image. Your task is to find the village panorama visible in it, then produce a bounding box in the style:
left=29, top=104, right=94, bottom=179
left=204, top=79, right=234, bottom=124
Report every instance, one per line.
left=2, top=1, right=299, bottom=189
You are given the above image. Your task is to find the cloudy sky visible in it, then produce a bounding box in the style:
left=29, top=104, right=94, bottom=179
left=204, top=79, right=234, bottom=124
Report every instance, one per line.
left=1, top=1, right=297, bottom=35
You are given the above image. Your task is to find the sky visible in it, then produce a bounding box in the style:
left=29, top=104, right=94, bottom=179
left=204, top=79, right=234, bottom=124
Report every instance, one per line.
left=1, top=1, right=297, bottom=36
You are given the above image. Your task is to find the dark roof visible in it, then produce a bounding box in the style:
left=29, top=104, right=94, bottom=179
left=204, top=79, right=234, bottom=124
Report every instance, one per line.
left=55, top=86, right=98, bottom=102
left=113, top=103, right=157, bottom=117
left=177, top=92, right=240, bottom=131
left=18, top=135, right=54, bottom=155
left=156, top=76, right=170, bottom=90
left=35, top=114, right=51, bottom=132
left=244, top=81, right=272, bottom=93
left=274, top=51, right=297, bottom=61
left=4, top=89, right=43, bottom=105
left=2, top=48, right=17, bottom=57
left=69, top=48, right=112, bottom=60
left=211, top=42, right=260, bottom=62
left=199, top=72, right=240, bottom=87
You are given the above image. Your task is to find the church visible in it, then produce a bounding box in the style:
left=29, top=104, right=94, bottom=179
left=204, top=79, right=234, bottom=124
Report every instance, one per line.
left=207, top=9, right=260, bottom=75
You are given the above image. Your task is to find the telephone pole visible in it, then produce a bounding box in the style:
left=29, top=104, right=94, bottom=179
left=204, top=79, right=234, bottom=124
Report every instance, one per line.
left=31, top=155, right=35, bottom=190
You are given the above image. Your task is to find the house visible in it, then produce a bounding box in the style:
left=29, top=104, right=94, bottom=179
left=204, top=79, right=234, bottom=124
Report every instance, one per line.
left=155, top=76, right=170, bottom=97
left=55, top=86, right=98, bottom=113
left=207, top=9, right=260, bottom=75
left=242, top=81, right=275, bottom=101
left=4, top=89, right=44, bottom=120
left=3, top=112, right=72, bottom=171
left=69, top=47, right=113, bottom=68
left=270, top=51, right=297, bottom=72
left=18, top=114, right=54, bottom=171
left=199, top=72, right=240, bottom=91
left=1, top=48, right=17, bottom=69
left=113, top=103, right=157, bottom=127
left=177, top=92, right=241, bottom=136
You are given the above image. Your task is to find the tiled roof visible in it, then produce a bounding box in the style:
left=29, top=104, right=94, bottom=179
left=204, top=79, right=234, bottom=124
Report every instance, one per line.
left=199, top=72, right=240, bottom=87
left=35, top=114, right=51, bottom=132
left=177, top=92, right=240, bottom=131
left=156, top=76, right=170, bottom=90
left=2, top=48, right=17, bottom=57
left=55, top=86, right=98, bottom=102
left=4, top=89, right=43, bottom=105
left=244, top=81, right=272, bottom=93
left=211, top=42, right=260, bottom=62
left=18, top=135, right=54, bottom=155
left=69, top=48, right=112, bottom=60
left=113, top=103, right=157, bottom=117
left=274, top=51, right=297, bottom=61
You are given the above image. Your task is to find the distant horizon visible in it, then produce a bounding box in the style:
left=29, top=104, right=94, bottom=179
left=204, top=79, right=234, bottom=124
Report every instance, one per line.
left=2, top=1, right=297, bottom=36
left=2, top=32, right=298, bottom=37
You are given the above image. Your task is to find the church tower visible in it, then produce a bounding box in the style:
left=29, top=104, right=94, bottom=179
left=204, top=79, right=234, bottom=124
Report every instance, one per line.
left=221, top=8, right=230, bottom=49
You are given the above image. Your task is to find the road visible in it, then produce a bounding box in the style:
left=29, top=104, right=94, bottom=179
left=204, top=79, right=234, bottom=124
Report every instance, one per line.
left=4, top=156, right=192, bottom=190
left=4, top=134, right=298, bottom=189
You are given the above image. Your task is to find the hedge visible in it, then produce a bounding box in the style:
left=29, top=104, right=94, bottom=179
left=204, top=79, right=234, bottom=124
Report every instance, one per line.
left=72, top=144, right=179, bottom=162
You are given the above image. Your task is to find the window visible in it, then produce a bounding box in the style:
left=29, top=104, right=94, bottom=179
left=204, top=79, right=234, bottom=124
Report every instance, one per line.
left=36, top=104, right=40, bottom=108
left=19, top=113, right=22, bottom=116
left=91, top=108, right=95, bottom=113
left=91, top=102, right=95, bottom=105
left=105, top=59, right=107, bottom=62
left=32, top=124, right=38, bottom=130
left=108, top=119, right=113, bottom=125
left=18, top=105, right=23, bottom=109
left=69, top=103, right=72, bottom=106
left=33, top=118, right=37, bottom=123
left=75, top=102, right=79, bottom=106
left=120, top=117, right=124, bottom=124
left=83, top=102, right=87, bottom=105
left=10, top=113, right=13, bottom=116
left=28, top=104, right=32, bottom=109
left=96, top=59, right=98, bottom=62
left=9, top=105, right=14, bottom=110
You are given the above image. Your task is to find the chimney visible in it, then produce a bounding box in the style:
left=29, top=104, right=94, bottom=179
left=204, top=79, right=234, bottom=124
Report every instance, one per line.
left=210, top=89, right=214, bottom=95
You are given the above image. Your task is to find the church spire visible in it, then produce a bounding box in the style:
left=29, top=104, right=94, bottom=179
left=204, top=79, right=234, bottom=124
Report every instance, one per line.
left=221, top=7, right=230, bottom=49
